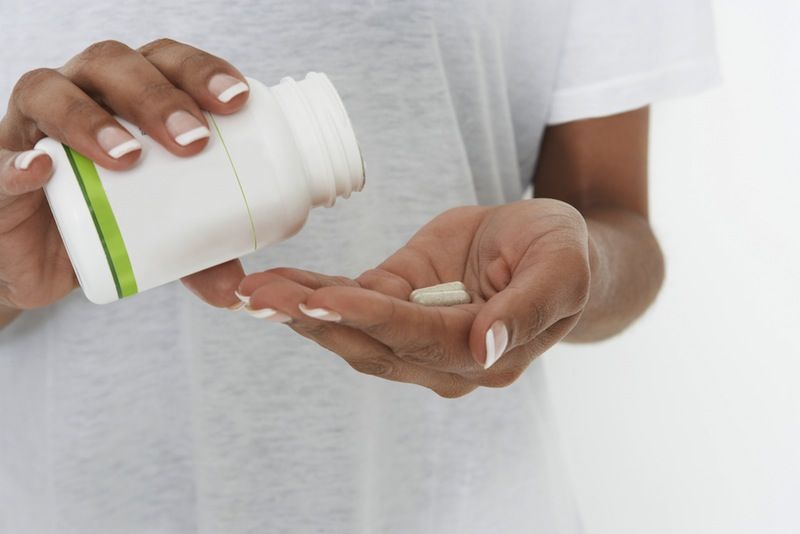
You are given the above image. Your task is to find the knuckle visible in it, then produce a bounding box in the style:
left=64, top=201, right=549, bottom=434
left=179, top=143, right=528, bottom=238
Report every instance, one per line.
left=573, top=268, right=591, bottom=311
left=294, top=320, right=331, bottom=339
left=359, top=321, right=387, bottom=339
left=0, top=118, right=38, bottom=155
left=138, top=37, right=180, bottom=56
left=12, top=68, right=58, bottom=98
left=78, top=39, right=130, bottom=62
left=356, top=268, right=389, bottom=287
left=134, top=81, right=184, bottom=108
left=432, top=384, right=474, bottom=399
left=331, top=275, right=358, bottom=287
left=481, top=369, right=523, bottom=389
left=357, top=268, right=409, bottom=294
left=205, top=277, right=236, bottom=305
left=396, top=342, right=446, bottom=366
left=178, top=50, right=214, bottom=75
left=349, top=357, right=395, bottom=378
left=525, top=298, right=552, bottom=337
left=267, top=267, right=296, bottom=278
left=357, top=268, right=382, bottom=280
left=0, top=193, right=45, bottom=230
left=62, top=97, right=98, bottom=120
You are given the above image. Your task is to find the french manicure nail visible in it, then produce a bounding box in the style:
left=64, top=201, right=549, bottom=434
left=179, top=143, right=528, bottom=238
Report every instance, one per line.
left=227, top=301, right=246, bottom=311
left=234, top=290, right=250, bottom=305
left=208, top=73, right=249, bottom=103
left=266, top=312, right=293, bottom=323
left=298, top=303, right=341, bottom=322
left=166, top=110, right=210, bottom=146
left=484, top=320, right=509, bottom=369
left=245, top=305, right=291, bottom=323
left=14, top=149, right=48, bottom=170
left=97, top=125, right=142, bottom=159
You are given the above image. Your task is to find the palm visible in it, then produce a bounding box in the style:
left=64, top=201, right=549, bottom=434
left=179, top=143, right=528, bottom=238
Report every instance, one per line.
left=362, top=199, right=584, bottom=303
left=239, top=198, right=589, bottom=396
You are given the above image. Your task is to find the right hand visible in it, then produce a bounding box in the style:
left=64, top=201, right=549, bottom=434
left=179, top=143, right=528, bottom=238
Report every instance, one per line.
left=0, top=38, right=252, bottom=310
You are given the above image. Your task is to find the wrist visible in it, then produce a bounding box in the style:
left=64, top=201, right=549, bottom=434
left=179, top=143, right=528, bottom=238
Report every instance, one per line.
left=565, top=207, right=664, bottom=342
left=585, top=227, right=606, bottom=297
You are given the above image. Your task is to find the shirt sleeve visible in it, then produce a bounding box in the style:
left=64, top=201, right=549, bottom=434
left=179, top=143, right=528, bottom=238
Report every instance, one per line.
left=547, top=0, right=721, bottom=125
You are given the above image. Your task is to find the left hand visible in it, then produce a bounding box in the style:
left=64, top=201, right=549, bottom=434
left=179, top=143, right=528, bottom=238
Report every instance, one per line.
left=237, top=198, right=592, bottom=397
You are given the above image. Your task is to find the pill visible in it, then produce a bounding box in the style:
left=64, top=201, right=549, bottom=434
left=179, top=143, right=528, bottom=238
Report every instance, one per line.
left=409, top=281, right=472, bottom=306
left=411, top=290, right=472, bottom=306
left=409, top=281, right=465, bottom=299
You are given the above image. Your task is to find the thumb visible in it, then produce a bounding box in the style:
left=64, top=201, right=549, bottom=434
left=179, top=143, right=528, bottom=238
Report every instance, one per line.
left=181, top=258, right=245, bottom=309
left=0, top=147, right=53, bottom=203
left=469, top=255, right=589, bottom=369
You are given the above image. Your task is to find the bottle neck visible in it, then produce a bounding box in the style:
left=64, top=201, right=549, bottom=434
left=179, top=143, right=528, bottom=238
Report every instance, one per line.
left=268, top=72, right=365, bottom=208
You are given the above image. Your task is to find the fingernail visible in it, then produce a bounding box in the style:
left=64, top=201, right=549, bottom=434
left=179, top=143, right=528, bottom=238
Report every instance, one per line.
left=227, top=301, right=246, bottom=311
left=208, top=73, right=249, bottom=103
left=234, top=290, right=250, bottom=305
left=484, top=320, right=509, bottom=369
left=97, top=125, right=142, bottom=159
left=14, top=149, right=48, bottom=170
left=298, top=303, right=341, bottom=322
left=166, top=110, right=210, bottom=146
left=245, top=305, right=292, bottom=323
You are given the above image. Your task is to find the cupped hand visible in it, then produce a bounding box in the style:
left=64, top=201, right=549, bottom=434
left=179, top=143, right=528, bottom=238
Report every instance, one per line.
left=237, top=198, right=592, bottom=397
left=0, top=38, right=250, bottom=310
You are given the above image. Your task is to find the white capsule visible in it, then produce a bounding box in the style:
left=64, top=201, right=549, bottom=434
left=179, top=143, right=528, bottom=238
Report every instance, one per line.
left=409, top=281, right=466, bottom=300
left=409, top=281, right=472, bottom=306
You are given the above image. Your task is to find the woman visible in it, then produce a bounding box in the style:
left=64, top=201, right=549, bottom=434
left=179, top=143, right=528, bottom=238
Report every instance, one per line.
left=0, top=0, right=718, bottom=532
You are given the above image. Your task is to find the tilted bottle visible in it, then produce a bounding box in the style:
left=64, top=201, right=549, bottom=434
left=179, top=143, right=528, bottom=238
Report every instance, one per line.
left=36, top=72, right=365, bottom=304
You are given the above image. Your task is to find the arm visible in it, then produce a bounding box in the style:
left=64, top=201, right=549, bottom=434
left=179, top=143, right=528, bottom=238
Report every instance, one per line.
left=533, top=106, right=664, bottom=342
left=230, top=107, right=663, bottom=397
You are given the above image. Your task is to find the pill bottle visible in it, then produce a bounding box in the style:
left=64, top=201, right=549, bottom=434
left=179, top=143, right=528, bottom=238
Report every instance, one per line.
left=36, top=72, right=365, bottom=305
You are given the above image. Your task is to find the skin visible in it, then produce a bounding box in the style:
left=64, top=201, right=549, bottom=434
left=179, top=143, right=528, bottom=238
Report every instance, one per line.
left=0, top=38, right=663, bottom=400
left=236, top=107, right=664, bottom=397
left=0, top=38, right=249, bottom=328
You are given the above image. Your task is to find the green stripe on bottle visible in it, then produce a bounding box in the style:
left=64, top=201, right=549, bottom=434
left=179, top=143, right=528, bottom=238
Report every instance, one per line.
left=63, top=145, right=138, bottom=299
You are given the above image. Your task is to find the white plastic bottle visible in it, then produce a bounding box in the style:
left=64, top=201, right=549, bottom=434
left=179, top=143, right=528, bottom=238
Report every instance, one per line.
left=36, top=72, right=365, bottom=304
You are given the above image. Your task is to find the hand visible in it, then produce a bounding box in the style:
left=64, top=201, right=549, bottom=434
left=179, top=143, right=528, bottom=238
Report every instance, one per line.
left=0, top=38, right=249, bottom=310
left=237, top=199, right=592, bottom=397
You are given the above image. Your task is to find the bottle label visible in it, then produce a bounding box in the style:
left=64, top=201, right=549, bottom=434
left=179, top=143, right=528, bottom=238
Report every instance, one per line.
left=57, top=114, right=256, bottom=299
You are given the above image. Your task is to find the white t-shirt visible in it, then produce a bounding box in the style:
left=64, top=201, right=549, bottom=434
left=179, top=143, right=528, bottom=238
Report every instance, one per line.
left=0, top=1, right=718, bottom=532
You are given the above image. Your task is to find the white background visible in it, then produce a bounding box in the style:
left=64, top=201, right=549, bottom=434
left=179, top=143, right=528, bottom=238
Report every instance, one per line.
left=545, top=1, right=800, bottom=533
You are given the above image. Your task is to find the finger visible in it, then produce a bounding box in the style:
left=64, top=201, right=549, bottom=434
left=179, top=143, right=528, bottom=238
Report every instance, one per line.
left=370, top=205, right=490, bottom=290
left=0, top=148, right=53, bottom=203
left=181, top=258, right=245, bottom=309
left=469, top=251, right=590, bottom=370
left=242, top=271, right=474, bottom=397
left=295, top=320, right=476, bottom=398
left=248, top=265, right=414, bottom=301
left=3, top=68, right=142, bottom=171
left=293, top=313, right=475, bottom=398
left=60, top=40, right=211, bottom=156
left=243, top=270, right=315, bottom=321
left=240, top=269, right=360, bottom=323
left=355, top=267, right=414, bottom=300
left=370, top=246, right=449, bottom=292
left=240, top=267, right=359, bottom=293
left=138, top=38, right=250, bottom=115
left=300, top=285, right=481, bottom=374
